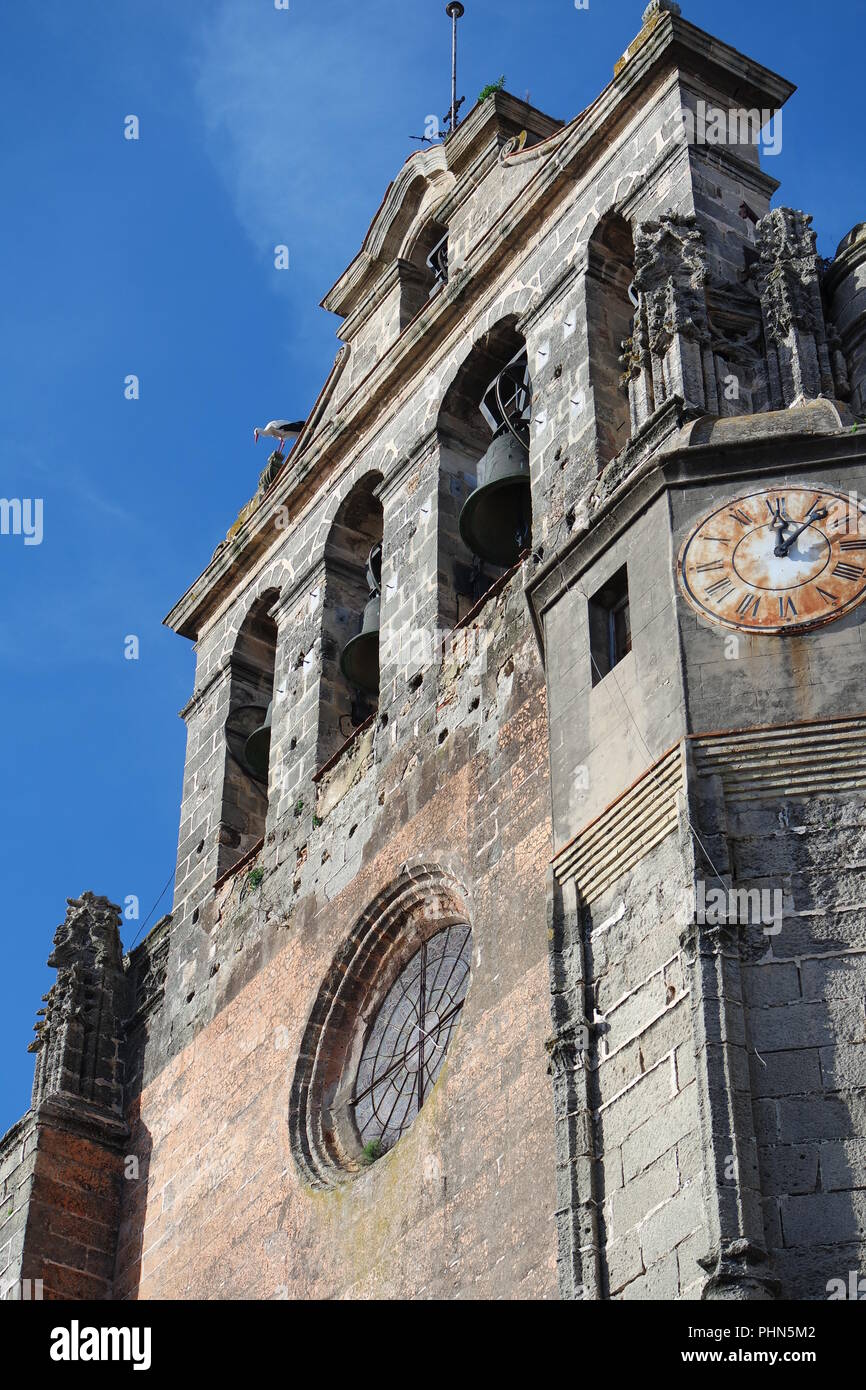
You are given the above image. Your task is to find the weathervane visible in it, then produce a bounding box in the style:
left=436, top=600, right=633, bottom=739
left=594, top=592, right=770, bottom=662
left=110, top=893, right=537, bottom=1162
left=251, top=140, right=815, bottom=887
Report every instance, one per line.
left=412, top=3, right=466, bottom=144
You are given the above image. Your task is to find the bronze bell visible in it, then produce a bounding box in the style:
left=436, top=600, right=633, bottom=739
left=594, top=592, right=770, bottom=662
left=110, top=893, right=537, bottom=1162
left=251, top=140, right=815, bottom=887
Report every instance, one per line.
left=339, top=543, right=383, bottom=695
left=243, top=699, right=273, bottom=781
left=339, top=593, right=380, bottom=695
left=458, top=424, right=532, bottom=568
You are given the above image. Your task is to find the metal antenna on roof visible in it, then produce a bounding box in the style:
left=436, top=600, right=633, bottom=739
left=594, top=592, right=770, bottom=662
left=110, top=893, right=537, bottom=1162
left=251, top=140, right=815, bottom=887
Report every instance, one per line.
left=445, top=3, right=465, bottom=137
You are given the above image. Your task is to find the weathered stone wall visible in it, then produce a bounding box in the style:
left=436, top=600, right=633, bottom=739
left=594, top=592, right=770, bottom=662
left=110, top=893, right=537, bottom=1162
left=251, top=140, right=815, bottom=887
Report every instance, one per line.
left=588, top=834, right=707, bottom=1299
left=694, top=775, right=866, bottom=1299
left=538, top=420, right=866, bottom=1299
left=543, top=489, right=684, bottom=844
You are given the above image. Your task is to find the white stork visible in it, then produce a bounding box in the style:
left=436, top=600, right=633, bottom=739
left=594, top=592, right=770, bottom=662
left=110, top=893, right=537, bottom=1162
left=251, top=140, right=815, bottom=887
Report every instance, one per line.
left=253, top=419, right=305, bottom=455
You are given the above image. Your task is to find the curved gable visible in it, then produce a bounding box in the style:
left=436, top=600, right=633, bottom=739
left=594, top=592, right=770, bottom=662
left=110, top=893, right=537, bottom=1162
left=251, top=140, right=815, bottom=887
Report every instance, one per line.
left=322, top=145, right=455, bottom=320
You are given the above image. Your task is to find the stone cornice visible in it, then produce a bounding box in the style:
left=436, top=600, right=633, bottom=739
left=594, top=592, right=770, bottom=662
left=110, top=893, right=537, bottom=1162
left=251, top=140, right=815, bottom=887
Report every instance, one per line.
left=687, top=139, right=781, bottom=202
left=619, top=13, right=795, bottom=111
left=35, top=1093, right=129, bottom=1152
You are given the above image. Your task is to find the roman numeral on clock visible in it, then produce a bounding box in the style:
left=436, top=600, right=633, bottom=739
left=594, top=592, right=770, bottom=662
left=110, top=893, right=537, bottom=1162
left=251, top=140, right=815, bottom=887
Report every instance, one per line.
left=778, top=597, right=797, bottom=618
left=833, top=562, right=865, bottom=582
left=839, top=539, right=866, bottom=551
left=735, top=593, right=761, bottom=618
left=831, top=502, right=861, bottom=533
left=815, top=586, right=839, bottom=604
left=728, top=508, right=752, bottom=526
left=694, top=561, right=725, bottom=572
left=705, top=578, right=735, bottom=601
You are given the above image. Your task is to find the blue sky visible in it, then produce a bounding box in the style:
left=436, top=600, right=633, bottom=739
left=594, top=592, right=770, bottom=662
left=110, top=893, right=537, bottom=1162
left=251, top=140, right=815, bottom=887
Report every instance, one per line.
left=0, top=0, right=862, bottom=1135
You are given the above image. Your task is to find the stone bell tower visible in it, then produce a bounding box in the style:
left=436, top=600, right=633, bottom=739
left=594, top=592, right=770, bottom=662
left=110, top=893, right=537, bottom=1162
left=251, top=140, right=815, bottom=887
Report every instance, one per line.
left=2, top=0, right=865, bottom=1305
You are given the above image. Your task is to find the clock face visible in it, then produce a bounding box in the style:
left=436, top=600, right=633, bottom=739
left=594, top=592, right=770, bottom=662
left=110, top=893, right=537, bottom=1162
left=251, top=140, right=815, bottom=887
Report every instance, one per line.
left=678, top=485, right=866, bottom=634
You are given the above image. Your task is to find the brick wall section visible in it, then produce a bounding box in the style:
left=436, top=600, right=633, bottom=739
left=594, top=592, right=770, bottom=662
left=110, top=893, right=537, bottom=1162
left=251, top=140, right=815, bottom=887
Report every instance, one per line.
left=114, top=580, right=558, bottom=1299
left=1, top=1106, right=126, bottom=1301
left=22, top=1112, right=126, bottom=1300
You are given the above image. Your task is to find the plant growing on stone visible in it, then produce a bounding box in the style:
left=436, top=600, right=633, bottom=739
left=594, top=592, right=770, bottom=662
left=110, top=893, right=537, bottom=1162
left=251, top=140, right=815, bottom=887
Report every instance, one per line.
left=477, top=75, right=505, bottom=102
left=246, top=867, right=264, bottom=889
left=360, top=1138, right=383, bottom=1166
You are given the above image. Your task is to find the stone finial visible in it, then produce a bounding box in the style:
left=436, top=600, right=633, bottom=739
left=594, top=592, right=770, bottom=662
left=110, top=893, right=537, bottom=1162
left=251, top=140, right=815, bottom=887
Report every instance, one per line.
left=621, top=212, right=711, bottom=427
left=30, top=893, right=127, bottom=1114
left=642, top=0, right=682, bottom=24
left=752, top=207, right=842, bottom=405
left=755, top=206, right=819, bottom=271
left=46, top=891, right=124, bottom=974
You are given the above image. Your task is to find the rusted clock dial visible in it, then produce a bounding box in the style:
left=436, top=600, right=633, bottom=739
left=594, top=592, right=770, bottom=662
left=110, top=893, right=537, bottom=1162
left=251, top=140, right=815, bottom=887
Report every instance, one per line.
left=677, top=485, right=866, bottom=634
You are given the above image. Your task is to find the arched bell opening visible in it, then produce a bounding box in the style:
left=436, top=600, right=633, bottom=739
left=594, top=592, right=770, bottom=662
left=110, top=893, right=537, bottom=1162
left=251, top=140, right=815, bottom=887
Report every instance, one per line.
left=219, top=589, right=280, bottom=876
left=401, top=218, right=449, bottom=324
left=436, top=319, right=532, bottom=630
left=319, top=474, right=384, bottom=765
left=586, top=212, right=635, bottom=472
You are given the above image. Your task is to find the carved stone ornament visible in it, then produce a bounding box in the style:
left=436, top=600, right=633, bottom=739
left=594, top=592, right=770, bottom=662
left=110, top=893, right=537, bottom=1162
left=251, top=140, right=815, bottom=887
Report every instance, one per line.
left=29, top=893, right=127, bottom=1114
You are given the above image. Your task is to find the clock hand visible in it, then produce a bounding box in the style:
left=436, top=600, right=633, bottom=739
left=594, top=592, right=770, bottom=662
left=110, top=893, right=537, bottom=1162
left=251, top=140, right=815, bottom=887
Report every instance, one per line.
left=768, top=498, right=796, bottom=547
left=775, top=507, right=829, bottom=557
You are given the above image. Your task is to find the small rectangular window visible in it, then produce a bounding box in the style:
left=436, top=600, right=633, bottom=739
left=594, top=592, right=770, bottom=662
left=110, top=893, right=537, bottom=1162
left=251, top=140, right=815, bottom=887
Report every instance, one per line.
left=588, top=564, right=631, bottom=686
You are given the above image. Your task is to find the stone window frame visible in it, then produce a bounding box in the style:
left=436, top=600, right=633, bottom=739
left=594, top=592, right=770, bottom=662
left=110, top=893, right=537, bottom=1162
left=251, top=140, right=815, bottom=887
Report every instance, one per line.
left=288, top=863, right=472, bottom=1189
left=588, top=563, right=631, bottom=685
